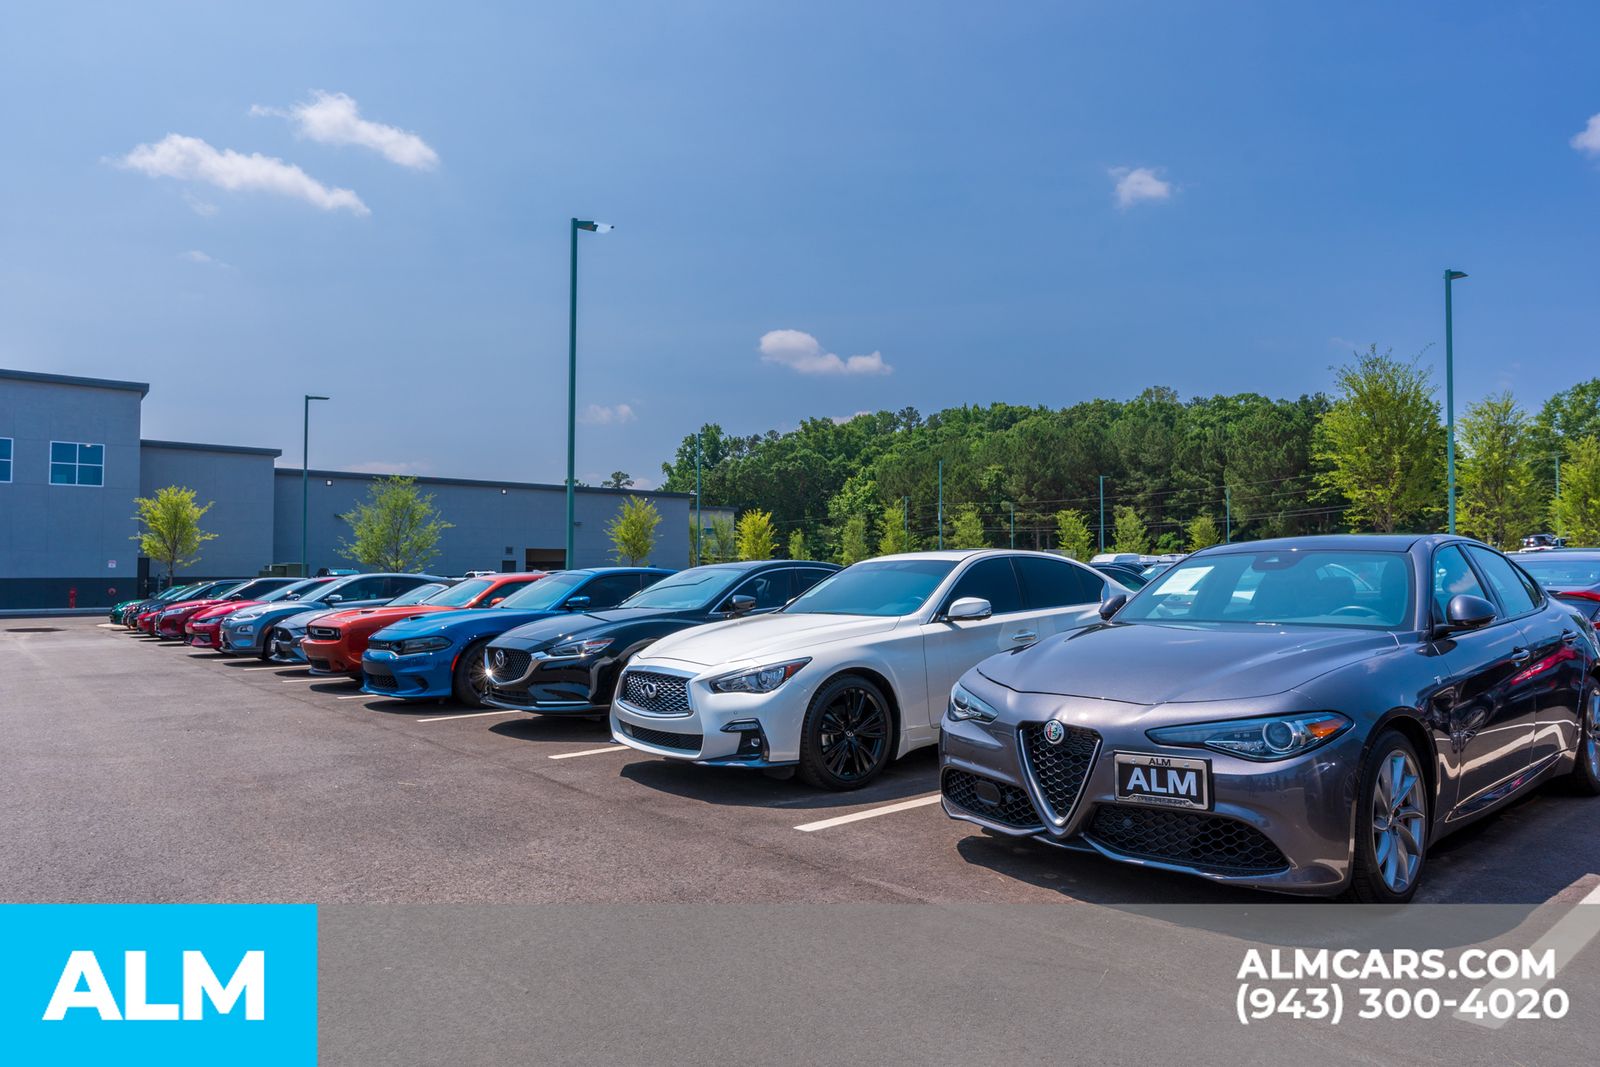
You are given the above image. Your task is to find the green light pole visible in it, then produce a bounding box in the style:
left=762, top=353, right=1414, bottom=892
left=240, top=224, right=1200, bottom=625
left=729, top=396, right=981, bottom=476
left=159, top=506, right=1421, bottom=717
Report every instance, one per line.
left=566, top=218, right=613, bottom=569
left=1224, top=485, right=1231, bottom=544
left=694, top=433, right=702, bottom=566
left=1444, top=269, right=1468, bottom=534
left=1007, top=501, right=1015, bottom=548
left=902, top=496, right=909, bottom=546
left=301, top=394, right=329, bottom=578
left=936, top=459, right=944, bottom=550
left=1098, top=475, right=1106, bottom=552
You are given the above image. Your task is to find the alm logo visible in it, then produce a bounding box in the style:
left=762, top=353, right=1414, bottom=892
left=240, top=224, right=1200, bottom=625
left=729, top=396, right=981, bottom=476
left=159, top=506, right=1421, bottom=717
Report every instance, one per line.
left=43, top=950, right=265, bottom=1021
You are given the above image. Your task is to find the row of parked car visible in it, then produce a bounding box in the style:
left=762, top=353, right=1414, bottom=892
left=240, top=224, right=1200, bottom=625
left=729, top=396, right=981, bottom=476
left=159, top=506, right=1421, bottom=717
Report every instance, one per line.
left=112, top=539, right=1600, bottom=902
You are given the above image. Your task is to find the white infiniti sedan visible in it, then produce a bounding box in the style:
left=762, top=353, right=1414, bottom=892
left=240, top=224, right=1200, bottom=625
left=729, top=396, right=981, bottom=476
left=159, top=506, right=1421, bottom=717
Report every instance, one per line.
left=611, top=549, right=1124, bottom=790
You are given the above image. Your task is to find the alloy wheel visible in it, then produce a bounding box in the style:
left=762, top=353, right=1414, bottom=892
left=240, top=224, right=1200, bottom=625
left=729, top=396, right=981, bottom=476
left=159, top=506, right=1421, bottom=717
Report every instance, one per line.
left=1371, top=748, right=1427, bottom=894
left=1586, top=689, right=1600, bottom=781
left=816, top=687, right=889, bottom=782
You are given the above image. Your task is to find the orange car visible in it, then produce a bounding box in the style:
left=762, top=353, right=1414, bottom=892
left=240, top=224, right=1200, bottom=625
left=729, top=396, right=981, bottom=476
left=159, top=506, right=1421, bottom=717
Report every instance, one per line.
left=299, top=573, right=546, bottom=678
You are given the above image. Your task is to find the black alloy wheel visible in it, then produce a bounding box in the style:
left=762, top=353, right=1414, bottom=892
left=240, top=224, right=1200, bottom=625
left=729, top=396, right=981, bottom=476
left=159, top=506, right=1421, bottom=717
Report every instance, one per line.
left=798, top=675, right=893, bottom=790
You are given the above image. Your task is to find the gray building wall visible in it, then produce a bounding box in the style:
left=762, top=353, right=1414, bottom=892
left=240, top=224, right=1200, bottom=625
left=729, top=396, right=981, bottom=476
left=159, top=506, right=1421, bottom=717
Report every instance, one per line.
left=272, top=470, right=692, bottom=575
left=0, top=370, right=147, bottom=607
left=140, top=441, right=281, bottom=578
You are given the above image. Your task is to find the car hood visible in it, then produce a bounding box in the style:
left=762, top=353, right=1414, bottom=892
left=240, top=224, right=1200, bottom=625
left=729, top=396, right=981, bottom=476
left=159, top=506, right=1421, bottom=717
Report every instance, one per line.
left=315, top=604, right=449, bottom=629
left=642, top=612, right=902, bottom=668
left=373, top=607, right=564, bottom=641
left=193, top=600, right=262, bottom=621
left=976, top=621, right=1401, bottom=705
left=493, top=607, right=690, bottom=649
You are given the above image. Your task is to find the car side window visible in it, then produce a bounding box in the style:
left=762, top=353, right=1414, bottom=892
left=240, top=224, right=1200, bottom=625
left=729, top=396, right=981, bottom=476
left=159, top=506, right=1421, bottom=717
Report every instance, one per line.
left=941, top=557, right=1024, bottom=616
left=1015, top=556, right=1105, bottom=608
left=728, top=570, right=793, bottom=610
left=1508, top=560, right=1546, bottom=609
left=795, top=568, right=834, bottom=596
left=1466, top=546, right=1537, bottom=617
left=1432, top=546, right=1491, bottom=622
left=581, top=573, right=643, bottom=608
left=337, top=577, right=384, bottom=601
left=388, top=576, right=430, bottom=598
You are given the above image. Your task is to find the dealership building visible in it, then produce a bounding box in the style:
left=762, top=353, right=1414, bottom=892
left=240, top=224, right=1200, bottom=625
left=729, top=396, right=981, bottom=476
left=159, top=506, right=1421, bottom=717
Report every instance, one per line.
left=0, top=367, right=692, bottom=609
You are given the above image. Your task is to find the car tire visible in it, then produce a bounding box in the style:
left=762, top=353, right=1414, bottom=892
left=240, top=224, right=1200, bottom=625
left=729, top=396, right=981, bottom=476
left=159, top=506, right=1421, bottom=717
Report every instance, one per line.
left=451, top=638, right=493, bottom=708
left=1345, top=729, right=1429, bottom=903
left=1565, top=680, right=1600, bottom=796
left=257, top=628, right=277, bottom=662
left=796, top=674, right=895, bottom=791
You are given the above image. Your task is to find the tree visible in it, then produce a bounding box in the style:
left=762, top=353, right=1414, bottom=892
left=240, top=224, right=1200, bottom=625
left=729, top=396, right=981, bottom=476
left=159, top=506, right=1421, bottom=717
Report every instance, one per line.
left=838, top=514, right=872, bottom=565
left=132, top=486, right=216, bottom=582
left=606, top=496, right=661, bottom=564
left=787, top=529, right=810, bottom=561
left=736, top=509, right=778, bottom=561
left=706, top=515, right=737, bottom=562
left=1552, top=437, right=1600, bottom=545
left=603, top=471, right=634, bottom=490
left=1457, top=392, right=1542, bottom=550
left=950, top=504, right=988, bottom=549
left=877, top=508, right=914, bottom=555
left=1185, top=512, right=1222, bottom=551
left=1313, top=346, right=1443, bottom=532
left=1054, top=508, right=1093, bottom=560
left=1111, top=505, right=1151, bottom=554
left=339, top=476, right=452, bottom=572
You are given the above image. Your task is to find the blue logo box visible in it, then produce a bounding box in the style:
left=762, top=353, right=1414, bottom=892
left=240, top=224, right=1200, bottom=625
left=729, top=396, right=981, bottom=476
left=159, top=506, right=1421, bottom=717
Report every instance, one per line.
left=0, top=904, right=317, bottom=1065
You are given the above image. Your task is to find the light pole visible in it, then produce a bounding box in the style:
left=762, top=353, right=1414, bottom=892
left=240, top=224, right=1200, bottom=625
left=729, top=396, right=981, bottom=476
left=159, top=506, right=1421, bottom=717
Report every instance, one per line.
left=1444, top=269, right=1467, bottom=534
left=1007, top=501, right=1015, bottom=548
left=566, top=218, right=613, bottom=569
left=1098, top=475, right=1106, bottom=552
left=937, top=460, right=944, bottom=550
left=1224, top=485, right=1232, bottom=544
left=301, top=394, right=329, bottom=578
left=694, top=433, right=702, bottom=565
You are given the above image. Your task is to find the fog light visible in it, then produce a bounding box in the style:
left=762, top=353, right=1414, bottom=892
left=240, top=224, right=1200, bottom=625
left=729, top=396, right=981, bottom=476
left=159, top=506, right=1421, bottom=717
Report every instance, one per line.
left=721, top=719, right=767, bottom=759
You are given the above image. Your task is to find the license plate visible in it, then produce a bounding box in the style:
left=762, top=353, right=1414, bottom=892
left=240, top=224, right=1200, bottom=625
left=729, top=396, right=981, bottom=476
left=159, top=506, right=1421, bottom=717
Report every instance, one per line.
left=1114, top=752, right=1211, bottom=811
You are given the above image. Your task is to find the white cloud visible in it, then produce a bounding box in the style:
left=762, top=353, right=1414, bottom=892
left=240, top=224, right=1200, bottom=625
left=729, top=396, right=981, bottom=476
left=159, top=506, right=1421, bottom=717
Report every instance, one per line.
left=831, top=411, right=871, bottom=425
left=759, top=329, right=892, bottom=376
left=580, top=403, right=636, bottom=425
left=342, top=460, right=433, bottom=475
left=253, top=91, right=438, bottom=170
left=1109, top=166, right=1172, bottom=208
left=182, top=190, right=218, bottom=216
left=118, top=134, right=369, bottom=215
left=1571, top=113, right=1600, bottom=157
left=179, top=249, right=231, bottom=268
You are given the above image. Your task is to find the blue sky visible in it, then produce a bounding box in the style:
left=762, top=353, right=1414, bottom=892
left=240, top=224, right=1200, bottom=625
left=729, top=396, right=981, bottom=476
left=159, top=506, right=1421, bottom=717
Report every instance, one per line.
left=2, top=2, right=1597, bottom=488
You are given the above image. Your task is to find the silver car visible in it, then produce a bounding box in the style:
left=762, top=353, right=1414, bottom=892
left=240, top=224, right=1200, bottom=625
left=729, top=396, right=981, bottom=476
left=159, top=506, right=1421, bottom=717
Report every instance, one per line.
left=941, top=535, right=1600, bottom=901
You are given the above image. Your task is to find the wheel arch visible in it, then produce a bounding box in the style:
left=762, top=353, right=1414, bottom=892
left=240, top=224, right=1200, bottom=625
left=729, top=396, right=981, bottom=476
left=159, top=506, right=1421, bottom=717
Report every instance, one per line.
left=815, top=665, right=904, bottom=757
left=1369, top=708, right=1438, bottom=816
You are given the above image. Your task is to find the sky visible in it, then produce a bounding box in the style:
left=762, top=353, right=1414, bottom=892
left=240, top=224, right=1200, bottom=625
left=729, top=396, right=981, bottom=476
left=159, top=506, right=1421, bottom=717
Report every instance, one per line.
left=2, top=1, right=1598, bottom=489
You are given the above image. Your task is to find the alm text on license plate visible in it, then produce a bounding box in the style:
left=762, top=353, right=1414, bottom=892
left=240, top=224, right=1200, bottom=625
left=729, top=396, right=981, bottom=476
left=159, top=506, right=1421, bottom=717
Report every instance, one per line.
left=1114, top=752, right=1211, bottom=810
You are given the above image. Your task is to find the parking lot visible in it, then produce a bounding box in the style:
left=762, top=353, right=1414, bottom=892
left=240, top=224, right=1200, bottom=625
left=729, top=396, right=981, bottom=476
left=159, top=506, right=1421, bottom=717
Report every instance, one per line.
left=5, top=618, right=1598, bottom=908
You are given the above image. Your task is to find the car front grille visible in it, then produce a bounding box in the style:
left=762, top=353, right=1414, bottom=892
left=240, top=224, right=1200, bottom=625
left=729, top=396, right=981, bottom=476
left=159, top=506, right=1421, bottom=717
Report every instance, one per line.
left=365, top=670, right=397, bottom=690
left=487, top=686, right=537, bottom=708
left=620, top=721, right=701, bottom=753
left=486, top=648, right=533, bottom=683
left=1085, top=805, right=1290, bottom=874
left=307, top=657, right=331, bottom=673
left=620, top=670, right=691, bottom=715
left=942, top=769, right=1042, bottom=830
left=1019, top=722, right=1101, bottom=824
left=308, top=625, right=340, bottom=640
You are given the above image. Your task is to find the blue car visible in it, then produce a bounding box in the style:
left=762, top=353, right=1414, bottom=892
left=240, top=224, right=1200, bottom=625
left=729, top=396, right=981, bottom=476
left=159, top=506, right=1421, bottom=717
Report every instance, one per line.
left=362, top=567, right=674, bottom=705
left=218, top=572, right=444, bottom=660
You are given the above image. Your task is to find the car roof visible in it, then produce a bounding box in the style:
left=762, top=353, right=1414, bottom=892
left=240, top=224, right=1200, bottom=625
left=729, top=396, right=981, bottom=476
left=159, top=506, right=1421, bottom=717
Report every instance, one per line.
left=867, top=549, right=1085, bottom=564
left=1199, top=533, right=1448, bottom=554
left=1511, top=547, right=1600, bottom=557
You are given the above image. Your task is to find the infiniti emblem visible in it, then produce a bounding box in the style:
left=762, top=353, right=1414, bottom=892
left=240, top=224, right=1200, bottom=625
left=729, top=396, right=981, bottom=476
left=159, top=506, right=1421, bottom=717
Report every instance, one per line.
left=1043, top=719, right=1066, bottom=745
left=492, top=649, right=507, bottom=670
left=643, top=681, right=661, bottom=701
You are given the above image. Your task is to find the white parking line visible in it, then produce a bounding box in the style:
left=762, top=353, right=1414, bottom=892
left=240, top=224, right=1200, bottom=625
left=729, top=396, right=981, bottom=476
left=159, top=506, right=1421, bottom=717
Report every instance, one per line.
left=415, top=709, right=525, bottom=724
left=96, top=623, right=120, bottom=629
left=794, top=793, right=942, bottom=832
left=548, top=746, right=627, bottom=760
left=242, top=666, right=286, bottom=672
left=1457, top=878, right=1600, bottom=1029
left=336, top=695, right=370, bottom=700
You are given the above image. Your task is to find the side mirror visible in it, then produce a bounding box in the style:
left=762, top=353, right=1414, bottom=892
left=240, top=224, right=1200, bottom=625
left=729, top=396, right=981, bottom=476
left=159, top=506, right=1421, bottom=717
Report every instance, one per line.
left=487, top=597, right=506, bottom=607
left=1098, top=593, right=1128, bottom=621
left=564, top=596, right=591, bottom=611
left=1440, top=593, right=1496, bottom=634
left=944, top=597, right=993, bottom=622
left=324, top=594, right=343, bottom=605
left=725, top=594, right=757, bottom=616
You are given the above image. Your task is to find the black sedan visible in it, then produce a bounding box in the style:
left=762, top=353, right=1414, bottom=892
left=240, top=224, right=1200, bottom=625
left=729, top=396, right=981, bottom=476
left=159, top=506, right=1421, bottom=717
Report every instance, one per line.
left=941, top=534, right=1600, bottom=902
left=1511, top=549, right=1600, bottom=621
left=480, top=560, right=840, bottom=715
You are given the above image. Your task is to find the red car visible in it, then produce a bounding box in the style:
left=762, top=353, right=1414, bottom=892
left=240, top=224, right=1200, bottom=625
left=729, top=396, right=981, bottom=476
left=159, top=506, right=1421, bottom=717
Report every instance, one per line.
left=134, top=580, right=246, bottom=635
left=153, top=577, right=301, bottom=639
left=299, top=573, right=546, bottom=677
left=185, top=577, right=336, bottom=649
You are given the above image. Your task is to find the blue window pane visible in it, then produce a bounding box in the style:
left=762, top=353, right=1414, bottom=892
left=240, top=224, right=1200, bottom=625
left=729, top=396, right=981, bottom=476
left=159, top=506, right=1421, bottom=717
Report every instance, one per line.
left=50, top=462, right=77, bottom=485
left=51, top=442, right=76, bottom=463
left=0, top=438, right=12, bottom=460
left=78, top=443, right=104, bottom=464
left=0, top=460, right=11, bottom=482
left=78, top=464, right=103, bottom=487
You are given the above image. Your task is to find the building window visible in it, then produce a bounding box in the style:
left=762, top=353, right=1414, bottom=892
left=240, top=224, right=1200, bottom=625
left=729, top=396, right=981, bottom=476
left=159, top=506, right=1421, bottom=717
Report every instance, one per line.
left=0, top=438, right=11, bottom=483
left=49, top=441, right=104, bottom=486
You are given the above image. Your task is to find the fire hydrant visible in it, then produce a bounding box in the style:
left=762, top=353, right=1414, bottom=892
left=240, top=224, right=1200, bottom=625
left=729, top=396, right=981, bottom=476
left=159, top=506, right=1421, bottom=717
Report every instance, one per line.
left=68, top=588, right=78, bottom=609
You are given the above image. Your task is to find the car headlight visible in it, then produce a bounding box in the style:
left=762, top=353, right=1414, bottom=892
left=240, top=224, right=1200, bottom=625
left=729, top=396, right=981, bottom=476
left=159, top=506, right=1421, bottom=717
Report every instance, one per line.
left=709, top=658, right=810, bottom=694
left=948, top=681, right=998, bottom=723
left=398, top=636, right=451, bottom=654
left=235, top=623, right=255, bottom=634
left=545, top=637, right=614, bottom=659
left=1146, top=712, right=1351, bottom=761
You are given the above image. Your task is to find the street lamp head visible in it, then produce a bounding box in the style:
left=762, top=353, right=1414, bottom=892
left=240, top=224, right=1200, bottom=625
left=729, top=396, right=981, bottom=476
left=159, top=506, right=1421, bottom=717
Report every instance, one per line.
left=574, top=220, right=614, bottom=233
left=1446, top=270, right=1467, bottom=281
left=306, top=394, right=330, bottom=401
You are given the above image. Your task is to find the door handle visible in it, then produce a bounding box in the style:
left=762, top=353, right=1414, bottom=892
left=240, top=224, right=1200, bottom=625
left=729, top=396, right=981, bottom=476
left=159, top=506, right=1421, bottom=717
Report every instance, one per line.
left=1562, top=630, right=1579, bottom=645
left=1010, top=630, right=1038, bottom=644
left=1510, top=647, right=1531, bottom=664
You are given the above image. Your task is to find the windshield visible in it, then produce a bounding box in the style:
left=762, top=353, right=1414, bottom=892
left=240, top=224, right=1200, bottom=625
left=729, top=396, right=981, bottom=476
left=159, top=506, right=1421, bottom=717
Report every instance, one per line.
left=420, top=578, right=497, bottom=608
left=261, top=579, right=325, bottom=603
left=787, top=559, right=956, bottom=617
left=1119, top=549, right=1413, bottom=630
left=389, top=582, right=450, bottom=606
left=496, top=572, right=582, bottom=611
left=1515, top=554, right=1600, bottom=589
left=618, top=566, right=743, bottom=610
left=157, top=585, right=199, bottom=601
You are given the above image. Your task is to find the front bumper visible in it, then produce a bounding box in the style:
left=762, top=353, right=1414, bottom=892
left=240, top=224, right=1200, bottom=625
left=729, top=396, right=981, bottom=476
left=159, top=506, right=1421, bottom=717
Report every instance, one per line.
left=187, top=624, right=219, bottom=648
left=269, top=629, right=308, bottom=663
left=608, top=664, right=811, bottom=767
left=482, top=651, right=609, bottom=715
left=219, top=621, right=264, bottom=653
left=362, top=648, right=453, bottom=699
left=939, top=706, right=1363, bottom=896
left=301, top=637, right=360, bottom=676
